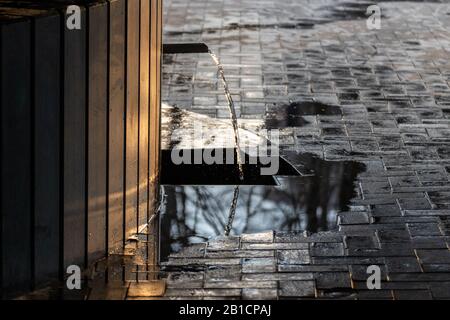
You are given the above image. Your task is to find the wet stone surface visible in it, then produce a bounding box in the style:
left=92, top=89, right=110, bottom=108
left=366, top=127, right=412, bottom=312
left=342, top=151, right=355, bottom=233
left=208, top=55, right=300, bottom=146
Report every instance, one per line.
left=156, top=0, right=450, bottom=299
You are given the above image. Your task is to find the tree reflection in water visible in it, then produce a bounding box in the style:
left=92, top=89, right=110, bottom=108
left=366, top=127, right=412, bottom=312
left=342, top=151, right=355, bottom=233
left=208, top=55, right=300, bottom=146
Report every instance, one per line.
left=160, top=153, right=365, bottom=260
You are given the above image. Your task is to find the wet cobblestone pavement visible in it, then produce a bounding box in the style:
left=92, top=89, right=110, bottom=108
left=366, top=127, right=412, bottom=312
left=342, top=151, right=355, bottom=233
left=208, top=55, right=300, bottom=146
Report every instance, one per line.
left=155, top=0, right=450, bottom=300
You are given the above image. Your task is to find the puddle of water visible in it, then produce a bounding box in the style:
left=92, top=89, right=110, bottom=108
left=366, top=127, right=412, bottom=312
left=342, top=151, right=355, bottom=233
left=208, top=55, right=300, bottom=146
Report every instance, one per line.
left=160, top=152, right=365, bottom=261
left=209, top=51, right=244, bottom=180
left=320, top=1, right=380, bottom=21
left=265, top=101, right=342, bottom=129
left=403, top=40, right=421, bottom=46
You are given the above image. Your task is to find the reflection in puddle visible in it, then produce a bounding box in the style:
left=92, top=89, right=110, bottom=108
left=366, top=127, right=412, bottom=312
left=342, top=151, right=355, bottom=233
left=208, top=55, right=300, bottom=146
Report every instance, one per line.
left=224, top=186, right=240, bottom=236
left=160, top=153, right=365, bottom=261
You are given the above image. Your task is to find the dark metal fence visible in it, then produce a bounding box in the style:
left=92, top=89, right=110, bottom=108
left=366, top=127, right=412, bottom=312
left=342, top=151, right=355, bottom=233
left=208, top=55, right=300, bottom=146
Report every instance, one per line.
left=0, top=0, right=162, bottom=297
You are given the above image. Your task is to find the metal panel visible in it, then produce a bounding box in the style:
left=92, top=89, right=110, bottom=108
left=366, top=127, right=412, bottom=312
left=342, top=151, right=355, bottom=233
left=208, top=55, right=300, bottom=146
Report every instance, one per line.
left=156, top=0, right=162, bottom=167
left=125, top=0, right=140, bottom=239
left=108, top=0, right=126, bottom=251
left=149, top=0, right=158, bottom=190
left=87, top=3, right=108, bottom=263
left=0, top=18, right=32, bottom=294
left=153, top=0, right=162, bottom=267
left=139, top=0, right=150, bottom=229
left=33, top=13, right=61, bottom=285
left=0, top=0, right=163, bottom=295
left=148, top=0, right=161, bottom=269
left=63, top=7, right=86, bottom=269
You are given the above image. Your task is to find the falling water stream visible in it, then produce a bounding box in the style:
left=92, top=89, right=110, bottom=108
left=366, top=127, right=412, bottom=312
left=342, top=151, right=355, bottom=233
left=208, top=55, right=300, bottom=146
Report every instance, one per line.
left=208, top=50, right=245, bottom=235
left=224, top=186, right=240, bottom=236
left=209, top=51, right=245, bottom=181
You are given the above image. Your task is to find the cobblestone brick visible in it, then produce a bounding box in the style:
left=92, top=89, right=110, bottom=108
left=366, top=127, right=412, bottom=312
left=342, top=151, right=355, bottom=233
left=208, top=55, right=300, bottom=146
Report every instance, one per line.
left=311, top=243, right=345, bottom=257
left=205, top=266, right=242, bottom=282
left=167, top=272, right=204, bottom=289
left=344, top=235, right=380, bottom=249
left=241, top=231, right=274, bottom=243
left=242, top=258, right=276, bottom=273
left=277, top=250, right=310, bottom=265
left=279, top=281, right=315, bottom=298
left=207, top=236, right=240, bottom=251
left=416, top=249, right=450, bottom=264
left=385, top=257, right=422, bottom=273
left=242, top=289, right=278, bottom=300
left=155, top=0, right=450, bottom=300
left=204, top=280, right=277, bottom=289
left=315, top=272, right=352, bottom=289
left=338, top=212, right=370, bottom=225
left=241, top=243, right=308, bottom=250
